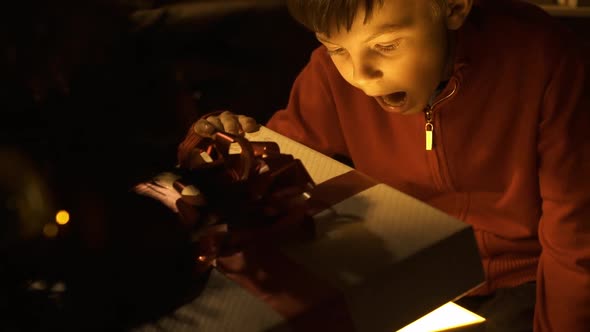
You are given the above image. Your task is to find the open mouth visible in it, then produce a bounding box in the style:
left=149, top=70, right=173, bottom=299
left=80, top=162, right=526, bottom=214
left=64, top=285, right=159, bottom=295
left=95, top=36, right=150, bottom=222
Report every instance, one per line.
left=382, top=91, right=407, bottom=107
left=375, top=91, right=409, bottom=113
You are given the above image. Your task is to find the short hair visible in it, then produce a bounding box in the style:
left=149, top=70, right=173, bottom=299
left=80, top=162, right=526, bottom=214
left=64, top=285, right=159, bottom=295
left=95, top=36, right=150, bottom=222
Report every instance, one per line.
left=286, top=0, right=447, bottom=36
left=286, top=0, right=384, bottom=36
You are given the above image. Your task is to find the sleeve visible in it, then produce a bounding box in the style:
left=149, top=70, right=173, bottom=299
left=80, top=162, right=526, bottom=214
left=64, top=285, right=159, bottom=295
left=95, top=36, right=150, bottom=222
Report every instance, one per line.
left=535, top=40, right=590, bottom=331
left=265, top=47, right=349, bottom=157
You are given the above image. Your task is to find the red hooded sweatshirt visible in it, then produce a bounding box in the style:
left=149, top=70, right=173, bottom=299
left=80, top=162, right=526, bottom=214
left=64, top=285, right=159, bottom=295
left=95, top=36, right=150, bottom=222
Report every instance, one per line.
left=178, top=1, right=589, bottom=330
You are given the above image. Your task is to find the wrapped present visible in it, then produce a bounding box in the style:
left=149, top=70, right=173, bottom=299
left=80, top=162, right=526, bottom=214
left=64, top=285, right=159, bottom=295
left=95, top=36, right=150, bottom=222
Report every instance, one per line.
left=137, top=126, right=484, bottom=332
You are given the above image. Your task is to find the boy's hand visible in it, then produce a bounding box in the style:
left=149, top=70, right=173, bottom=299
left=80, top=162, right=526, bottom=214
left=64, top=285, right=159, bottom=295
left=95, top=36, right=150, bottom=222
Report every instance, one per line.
left=194, top=111, right=260, bottom=137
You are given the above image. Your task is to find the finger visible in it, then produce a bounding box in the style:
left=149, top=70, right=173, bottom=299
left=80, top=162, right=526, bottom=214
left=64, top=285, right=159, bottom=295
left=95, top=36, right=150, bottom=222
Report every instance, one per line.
left=194, top=119, right=217, bottom=137
left=153, top=172, right=181, bottom=190
left=237, top=115, right=260, bottom=133
left=173, top=181, right=207, bottom=206
left=219, top=111, right=241, bottom=135
left=206, top=116, right=224, bottom=132
left=133, top=183, right=181, bottom=213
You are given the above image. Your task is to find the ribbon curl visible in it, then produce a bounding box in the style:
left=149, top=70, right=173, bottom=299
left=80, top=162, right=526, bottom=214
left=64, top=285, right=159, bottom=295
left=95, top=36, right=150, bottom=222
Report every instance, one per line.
left=140, top=127, right=318, bottom=274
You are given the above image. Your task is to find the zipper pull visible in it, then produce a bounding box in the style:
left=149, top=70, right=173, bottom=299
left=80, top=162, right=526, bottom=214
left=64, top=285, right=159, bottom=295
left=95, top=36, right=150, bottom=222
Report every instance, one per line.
left=425, top=123, right=434, bottom=150
left=424, top=107, right=434, bottom=151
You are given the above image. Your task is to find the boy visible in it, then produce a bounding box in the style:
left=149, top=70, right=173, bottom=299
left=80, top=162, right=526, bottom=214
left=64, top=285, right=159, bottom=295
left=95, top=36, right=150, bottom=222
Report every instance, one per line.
left=178, top=0, right=590, bottom=330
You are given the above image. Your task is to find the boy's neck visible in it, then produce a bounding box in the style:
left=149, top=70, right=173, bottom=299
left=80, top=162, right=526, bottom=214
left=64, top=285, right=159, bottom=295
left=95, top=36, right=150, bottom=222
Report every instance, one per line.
left=429, top=31, right=458, bottom=105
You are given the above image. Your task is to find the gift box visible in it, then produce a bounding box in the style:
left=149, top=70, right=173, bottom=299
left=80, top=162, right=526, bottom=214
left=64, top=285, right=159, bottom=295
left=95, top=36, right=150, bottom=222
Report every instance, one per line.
left=136, top=126, right=484, bottom=332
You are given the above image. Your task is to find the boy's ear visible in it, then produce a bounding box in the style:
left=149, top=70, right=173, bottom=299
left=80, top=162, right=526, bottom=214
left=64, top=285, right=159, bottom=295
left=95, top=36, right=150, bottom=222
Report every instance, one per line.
left=445, top=0, right=473, bottom=30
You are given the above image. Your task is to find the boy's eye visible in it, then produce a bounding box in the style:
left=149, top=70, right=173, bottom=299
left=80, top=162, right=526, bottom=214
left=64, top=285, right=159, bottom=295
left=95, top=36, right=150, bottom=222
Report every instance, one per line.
left=375, top=40, right=401, bottom=53
left=326, top=48, right=347, bottom=56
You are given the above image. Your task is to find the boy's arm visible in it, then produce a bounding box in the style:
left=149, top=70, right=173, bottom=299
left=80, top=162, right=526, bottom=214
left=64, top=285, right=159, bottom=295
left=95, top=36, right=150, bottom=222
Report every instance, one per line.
left=265, top=47, right=349, bottom=157
left=535, top=42, right=590, bottom=330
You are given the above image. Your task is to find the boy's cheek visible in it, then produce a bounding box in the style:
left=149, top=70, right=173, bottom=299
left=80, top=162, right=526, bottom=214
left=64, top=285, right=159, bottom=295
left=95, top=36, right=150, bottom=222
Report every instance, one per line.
left=330, top=60, right=355, bottom=86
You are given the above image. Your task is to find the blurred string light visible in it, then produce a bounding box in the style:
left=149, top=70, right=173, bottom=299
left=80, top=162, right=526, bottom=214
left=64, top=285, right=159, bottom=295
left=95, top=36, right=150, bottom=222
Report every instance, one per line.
left=55, top=210, right=70, bottom=225
left=41, top=210, right=70, bottom=238
left=43, top=223, right=59, bottom=238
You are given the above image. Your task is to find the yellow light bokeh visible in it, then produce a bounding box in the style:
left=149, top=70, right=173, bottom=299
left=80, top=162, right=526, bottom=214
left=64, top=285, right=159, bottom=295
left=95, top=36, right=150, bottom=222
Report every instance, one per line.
left=55, top=210, right=70, bottom=225
left=43, top=223, right=59, bottom=238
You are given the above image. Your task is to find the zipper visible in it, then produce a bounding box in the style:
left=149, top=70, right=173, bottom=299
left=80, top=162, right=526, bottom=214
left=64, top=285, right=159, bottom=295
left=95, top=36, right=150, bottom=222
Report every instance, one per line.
left=424, top=81, right=458, bottom=151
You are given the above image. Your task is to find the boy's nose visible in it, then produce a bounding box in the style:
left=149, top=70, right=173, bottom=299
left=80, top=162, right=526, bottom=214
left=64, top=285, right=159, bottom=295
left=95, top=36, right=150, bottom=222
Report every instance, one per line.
left=352, top=62, right=383, bottom=87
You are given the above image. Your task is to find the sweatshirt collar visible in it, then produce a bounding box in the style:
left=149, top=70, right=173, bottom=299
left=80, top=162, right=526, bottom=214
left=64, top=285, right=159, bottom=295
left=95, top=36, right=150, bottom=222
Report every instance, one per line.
left=429, top=12, right=474, bottom=107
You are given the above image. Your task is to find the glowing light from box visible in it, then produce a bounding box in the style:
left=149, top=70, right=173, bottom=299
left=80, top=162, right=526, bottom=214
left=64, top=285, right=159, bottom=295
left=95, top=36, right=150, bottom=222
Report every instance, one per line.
left=397, top=302, right=485, bottom=332
left=43, top=223, right=59, bottom=238
left=55, top=210, right=70, bottom=225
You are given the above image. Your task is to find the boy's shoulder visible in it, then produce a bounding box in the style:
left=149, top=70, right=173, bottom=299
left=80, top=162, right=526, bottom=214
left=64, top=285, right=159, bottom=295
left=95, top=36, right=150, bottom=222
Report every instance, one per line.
left=471, top=0, right=574, bottom=50
left=461, top=0, right=582, bottom=71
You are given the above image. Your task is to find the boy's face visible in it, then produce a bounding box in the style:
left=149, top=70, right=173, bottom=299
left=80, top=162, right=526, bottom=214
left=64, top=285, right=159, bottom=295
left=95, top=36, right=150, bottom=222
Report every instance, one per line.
left=316, top=0, right=462, bottom=115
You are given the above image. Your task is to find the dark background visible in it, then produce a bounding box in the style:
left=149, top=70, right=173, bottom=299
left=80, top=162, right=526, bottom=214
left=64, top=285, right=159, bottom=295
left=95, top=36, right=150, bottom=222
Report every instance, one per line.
left=0, top=0, right=320, bottom=181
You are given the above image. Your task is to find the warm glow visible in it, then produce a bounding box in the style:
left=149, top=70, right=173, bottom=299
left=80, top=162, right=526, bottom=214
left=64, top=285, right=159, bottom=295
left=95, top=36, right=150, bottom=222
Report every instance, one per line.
left=397, top=302, right=485, bottom=332
left=197, top=256, right=208, bottom=262
left=55, top=210, right=70, bottom=225
left=43, top=223, right=59, bottom=238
